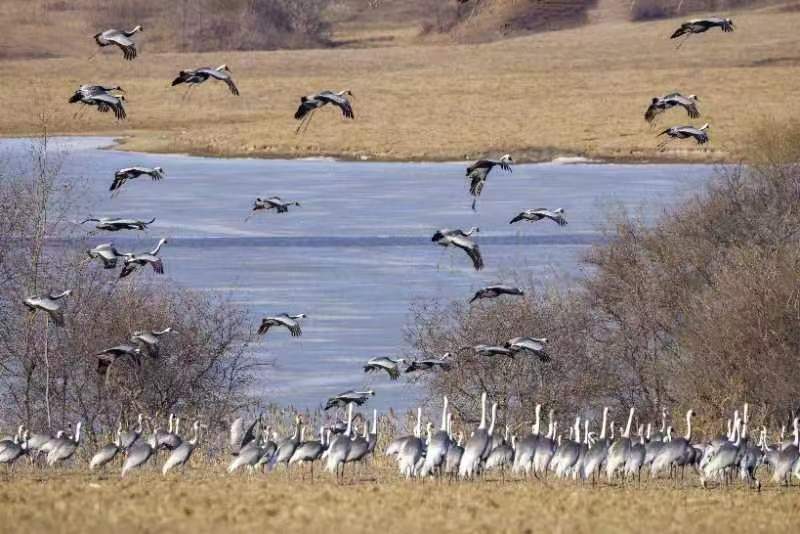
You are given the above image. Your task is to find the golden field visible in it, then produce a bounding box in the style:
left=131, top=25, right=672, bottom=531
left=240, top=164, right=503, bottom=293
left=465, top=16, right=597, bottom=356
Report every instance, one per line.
left=1, top=7, right=800, bottom=162
left=1, top=463, right=799, bottom=534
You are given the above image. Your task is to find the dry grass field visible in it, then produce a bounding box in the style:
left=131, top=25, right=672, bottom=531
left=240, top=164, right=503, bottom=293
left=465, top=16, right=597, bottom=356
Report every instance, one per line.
left=1, top=463, right=799, bottom=534
left=1, top=6, right=799, bottom=162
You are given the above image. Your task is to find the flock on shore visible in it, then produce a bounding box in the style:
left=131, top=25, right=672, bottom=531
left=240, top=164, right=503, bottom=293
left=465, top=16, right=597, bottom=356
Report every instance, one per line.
left=3, top=13, right=771, bottom=491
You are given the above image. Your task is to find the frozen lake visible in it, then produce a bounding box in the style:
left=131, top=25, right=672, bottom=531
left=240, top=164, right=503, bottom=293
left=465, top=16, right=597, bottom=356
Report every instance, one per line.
left=0, top=137, right=715, bottom=410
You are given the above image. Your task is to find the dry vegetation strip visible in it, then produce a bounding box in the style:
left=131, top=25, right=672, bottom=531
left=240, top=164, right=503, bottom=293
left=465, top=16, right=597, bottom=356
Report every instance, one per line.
left=1, top=467, right=799, bottom=533
left=1, top=9, right=799, bottom=162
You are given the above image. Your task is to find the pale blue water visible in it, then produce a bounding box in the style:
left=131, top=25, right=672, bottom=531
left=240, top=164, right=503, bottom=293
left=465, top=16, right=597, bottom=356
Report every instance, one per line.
left=0, top=137, right=716, bottom=410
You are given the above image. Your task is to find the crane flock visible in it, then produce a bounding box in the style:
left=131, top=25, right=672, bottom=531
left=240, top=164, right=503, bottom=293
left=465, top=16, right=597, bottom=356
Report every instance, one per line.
left=4, top=13, right=770, bottom=491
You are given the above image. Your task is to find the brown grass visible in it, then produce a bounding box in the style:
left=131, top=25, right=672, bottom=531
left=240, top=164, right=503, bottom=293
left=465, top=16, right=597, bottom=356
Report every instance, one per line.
left=1, top=8, right=799, bottom=162
left=2, top=462, right=799, bottom=534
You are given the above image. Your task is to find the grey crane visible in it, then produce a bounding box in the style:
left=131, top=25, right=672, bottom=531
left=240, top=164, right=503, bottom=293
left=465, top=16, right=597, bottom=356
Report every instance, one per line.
left=86, top=243, right=128, bottom=269
left=384, top=409, right=419, bottom=459
left=657, top=124, right=709, bottom=149
left=345, top=422, right=372, bottom=479
left=81, top=217, right=156, bottom=232
left=650, top=408, right=668, bottom=442
left=367, top=409, right=379, bottom=455
left=90, top=423, right=122, bottom=471
left=512, top=403, right=541, bottom=476
left=81, top=92, right=127, bottom=120
left=404, top=352, right=452, bottom=373
left=121, top=430, right=157, bottom=477
left=23, top=289, right=72, bottom=327
left=397, top=414, right=426, bottom=479
left=119, top=238, right=168, bottom=278
left=294, top=90, right=354, bottom=134
left=622, top=425, right=647, bottom=485
left=581, top=407, right=610, bottom=481
left=93, top=26, right=142, bottom=60
left=325, top=390, right=375, bottom=411
left=701, top=418, right=742, bottom=488
left=110, top=166, right=165, bottom=193
left=510, top=208, right=567, bottom=226
left=504, top=337, right=550, bottom=362
left=172, top=65, right=239, bottom=97
left=606, top=407, right=635, bottom=481
left=130, top=327, right=172, bottom=357
left=465, top=154, right=513, bottom=210
left=46, top=421, right=82, bottom=466
left=228, top=440, right=265, bottom=474
left=670, top=17, right=734, bottom=48
left=289, top=426, right=328, bottom=481
left=458, top=392, right=491, bottom=478
left=363, top=357, right=407, bottom=380
left=553, top=417, right=582, bottom=478
left=94, top=344, right=143, bottom=376
left=248, top=197, right=301, bottom=219
left=162, top=421, right=201, bottom=475
left=325, top=403, right=355, bottom=481
left=651, top=409, right=695, bottom=482
left=69, top=84, right=125, bottom=103
left=644, top=93, right=700, bottom=123
left=257, top=313, right=306, bottom=337
left=420, top=397, right=451, bottom=477
left=432, top=227, right=484, bottom=270
left=470, top=285, right=524, bottom=303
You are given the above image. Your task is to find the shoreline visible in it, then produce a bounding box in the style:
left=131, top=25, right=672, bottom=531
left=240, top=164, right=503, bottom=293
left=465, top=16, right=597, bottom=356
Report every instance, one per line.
left=0, top=132, right=732, bottom=166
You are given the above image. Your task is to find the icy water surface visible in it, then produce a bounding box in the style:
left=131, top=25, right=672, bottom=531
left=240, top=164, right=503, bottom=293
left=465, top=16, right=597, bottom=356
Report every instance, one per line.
left=0, top=137, right=716, bottom=410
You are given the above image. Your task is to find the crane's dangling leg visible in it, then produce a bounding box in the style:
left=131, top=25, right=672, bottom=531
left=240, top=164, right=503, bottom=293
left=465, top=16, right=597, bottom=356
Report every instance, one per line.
left=301, top=110, right=316, bottom=135
left=675, top=34, right=691, bottom=50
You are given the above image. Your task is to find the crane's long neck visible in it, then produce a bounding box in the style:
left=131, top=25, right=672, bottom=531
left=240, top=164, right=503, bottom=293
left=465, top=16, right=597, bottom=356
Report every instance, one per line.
left=599, top=408, right=608, bottom=440
left=168, top=413, right=174, bottom=433
left=488, top=404, right=497, bottom=436
left=584, top=420, right=590, bottom=445
left=191, top=423, right=200, bottom=445
left=345, top=404, right=353, bottom=437
left=372, top=409, right=377, bottom=437
left=574, top=417, right=581, bottom=443
left=533, top=404, right=541, bottom=435
left=479, top=392, right=487, bottom=430
left=660, top=410, right=666, bottom=433
left=151, top=238, right=166, bottom=255
left=441, top=397, right=448, bottom=431
left=136, top=414, right=143, bottom=433
left=646, top=423, right=651, bottom=440
left=415, top=407, right=421, bottom=438
left=684, top=411, right=693, bottom=441
left=75, top=422, right=82, bottom=444
left=624, top=408, right=634, bottom=439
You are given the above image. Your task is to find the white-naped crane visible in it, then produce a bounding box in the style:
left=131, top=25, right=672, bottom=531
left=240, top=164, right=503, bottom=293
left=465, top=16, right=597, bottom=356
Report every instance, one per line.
left=130, top=327, right=172, bottom=357
left=325, top=390, right=375, bottom=411
left=171, top=65, right=239, bottom=97
left=155, top=414, right=182, bottom=451
left=119, top=238, right=168, bottom=279
left=94, top=344, right=143, bottom=376
left=81, top=217, right=156, bottom=232
left=419, top=396, right=451, bottom=478
left=325, top=403, right=355, bottom=481
left=90, top=423, right=122, bottom=471
left=294, top=90, right=354, bottom=134
left=162, top=421, right=201, bottom=475
left=230, top=414, right=261, bottom=456
left=80, top=92, right=127, bottom=120
left=404, top=352, right=452, bottom=373
left=23, top=290, right=72, bottom=327
left=657, top=123, right=709, bottom=149
left=289, top=426, right=328, bottom=481
left=46, top=421, right=82, bottom=466
left=644, top=93, right=700, bottom=123
left=86, top=243, right=129, bottom=269
left=431, top=227, right=484, bottom=270
left=470, top=285, right=524, bottom=303
left=670, top=17, right=734, bottom=48
left=110, top=166, right=165, bottom=193
left=68, top=85, right=125, bottom=117
left=606, top=407, right=635, bottom=482
left=0, top=430, right=29, bottom=469
left=512, top=403, right=541, bottom=476
left=473, top=344, right=516, bottom=358
left=246, top=197, right=301, bottom=220
left=504, top=336, right=550, bottom=362
left=510, top=208, right=567, bottom=226
left=93, top=26, right=142, bottom=60
left=363, top=356, right=407, bottom=380
left=465, top=154, right=513, bottom=210
left=257, top=313, right=306, bottom=337
left=268, top=415, right=303, bottom=474
left=651, top=409, right=696, bottom=483
left=122, top=430, right=157, bottom=477
left=119, top=414, right=144, bottom=451
left=459, top=392, right=491, bottom=479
